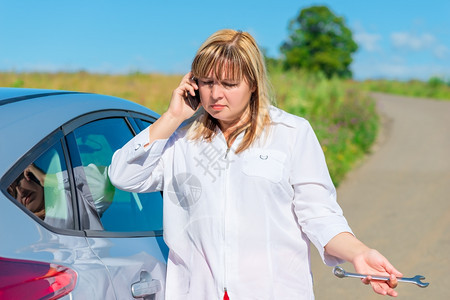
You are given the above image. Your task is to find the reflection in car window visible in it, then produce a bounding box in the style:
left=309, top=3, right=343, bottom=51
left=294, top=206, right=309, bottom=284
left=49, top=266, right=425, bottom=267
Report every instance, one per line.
left=70, top=118, right=163, bottom=232
left=141, top=120, right=151, bottom=127
left=7, top=142, right=75, bottom=229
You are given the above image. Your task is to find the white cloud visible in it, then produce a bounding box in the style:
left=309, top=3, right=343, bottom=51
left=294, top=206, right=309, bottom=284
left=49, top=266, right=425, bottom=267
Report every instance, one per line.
left=433, top=44, right=450, bottom=59
left=389, top=31, right=450, bottom=61
left=390, top=32, right=436, bottom=51
left=352, top=22, right=382, bottom=52
left=354, top=32, right=382, bottom=52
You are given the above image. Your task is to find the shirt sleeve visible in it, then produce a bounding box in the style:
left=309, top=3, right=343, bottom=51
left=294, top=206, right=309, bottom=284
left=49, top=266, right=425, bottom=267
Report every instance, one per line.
left=108, top=126, right=169, bottom=193
left=290, top=119, right=353, bottom=266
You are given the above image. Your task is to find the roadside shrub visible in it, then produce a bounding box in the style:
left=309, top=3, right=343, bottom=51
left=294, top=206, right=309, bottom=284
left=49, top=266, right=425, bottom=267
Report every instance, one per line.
left=269, top=68, right=378, bottom=185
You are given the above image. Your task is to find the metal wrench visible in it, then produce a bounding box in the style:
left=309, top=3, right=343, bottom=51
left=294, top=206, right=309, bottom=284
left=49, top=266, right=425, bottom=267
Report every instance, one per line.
left=333, top=266, right=429, bottom=288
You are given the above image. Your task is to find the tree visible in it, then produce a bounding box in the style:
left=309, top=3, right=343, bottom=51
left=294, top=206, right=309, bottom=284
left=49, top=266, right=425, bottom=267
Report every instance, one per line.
left=280, top=5, right=358, bottom=78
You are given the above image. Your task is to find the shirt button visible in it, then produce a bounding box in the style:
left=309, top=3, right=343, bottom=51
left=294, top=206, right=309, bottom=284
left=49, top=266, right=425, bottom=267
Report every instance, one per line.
left=134, top=144, right=141, bottom=151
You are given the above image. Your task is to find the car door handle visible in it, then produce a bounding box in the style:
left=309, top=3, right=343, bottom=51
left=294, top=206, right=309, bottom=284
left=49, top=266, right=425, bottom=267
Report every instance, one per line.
left=131, top=275, right=161, bottom=298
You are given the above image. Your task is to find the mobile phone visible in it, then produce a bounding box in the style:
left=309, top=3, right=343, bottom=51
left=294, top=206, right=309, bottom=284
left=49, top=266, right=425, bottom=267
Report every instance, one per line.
left=186, top=78, right=200, bottom=110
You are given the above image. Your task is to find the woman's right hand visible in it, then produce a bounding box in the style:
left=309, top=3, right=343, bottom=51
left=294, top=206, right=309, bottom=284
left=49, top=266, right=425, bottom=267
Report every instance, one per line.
left=147, top=72, right=202, bottom=144
left=166, top=72, right=201, bottom=122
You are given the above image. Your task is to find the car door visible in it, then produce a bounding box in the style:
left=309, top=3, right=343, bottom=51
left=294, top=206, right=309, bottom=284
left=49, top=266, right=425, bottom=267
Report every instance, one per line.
left=64, top=113, right=167, bottom=299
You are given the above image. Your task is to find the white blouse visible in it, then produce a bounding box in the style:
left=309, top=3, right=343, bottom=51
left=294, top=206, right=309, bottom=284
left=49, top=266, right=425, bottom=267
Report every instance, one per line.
left=109, top=106, right=352, bottom=300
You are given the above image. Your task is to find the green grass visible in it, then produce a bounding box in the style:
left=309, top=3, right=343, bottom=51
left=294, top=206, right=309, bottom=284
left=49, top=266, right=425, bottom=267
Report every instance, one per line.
left=0, top=71, right=379, bottom=186
left=358, top=77, right=450, bottom=100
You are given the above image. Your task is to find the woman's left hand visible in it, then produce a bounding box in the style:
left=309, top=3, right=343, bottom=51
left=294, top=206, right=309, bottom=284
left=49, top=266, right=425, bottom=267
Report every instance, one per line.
left=325, top=232, right=403, bottom=297
left=352, top=248, right=403, bottom=297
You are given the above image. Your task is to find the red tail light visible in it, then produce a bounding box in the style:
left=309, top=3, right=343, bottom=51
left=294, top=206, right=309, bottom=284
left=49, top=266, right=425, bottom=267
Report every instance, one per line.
left=0, top=256, right=77, bottom=300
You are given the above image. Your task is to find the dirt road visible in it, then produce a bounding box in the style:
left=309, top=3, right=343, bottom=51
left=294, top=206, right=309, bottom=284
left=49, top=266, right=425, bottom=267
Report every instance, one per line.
left=310, top=93, right=450, bottom=299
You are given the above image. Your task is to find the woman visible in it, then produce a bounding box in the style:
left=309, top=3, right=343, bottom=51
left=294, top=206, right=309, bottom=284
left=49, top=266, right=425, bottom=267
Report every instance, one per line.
left=109, top=29, right=402, bottom=299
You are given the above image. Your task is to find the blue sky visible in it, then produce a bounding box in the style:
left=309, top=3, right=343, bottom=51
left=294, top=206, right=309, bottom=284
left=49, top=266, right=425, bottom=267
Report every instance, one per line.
left=1, top=0, right=449, bottom=81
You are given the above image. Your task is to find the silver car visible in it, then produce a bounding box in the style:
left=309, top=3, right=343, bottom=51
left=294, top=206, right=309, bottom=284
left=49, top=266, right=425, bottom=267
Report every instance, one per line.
left=0, top=88, right=168, bottom=299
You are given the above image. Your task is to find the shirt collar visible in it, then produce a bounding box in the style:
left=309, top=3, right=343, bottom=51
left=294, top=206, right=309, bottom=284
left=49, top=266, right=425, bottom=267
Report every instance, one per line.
left=268, top=106, right=297, bottom=128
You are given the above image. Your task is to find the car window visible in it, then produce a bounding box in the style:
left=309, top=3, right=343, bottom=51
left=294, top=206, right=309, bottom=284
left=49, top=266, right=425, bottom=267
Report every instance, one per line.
left=7, top=142, right=75, bottom=229
left=69, top=117, right=163, bottom=233
left=134, top=118, right=152, bottom=131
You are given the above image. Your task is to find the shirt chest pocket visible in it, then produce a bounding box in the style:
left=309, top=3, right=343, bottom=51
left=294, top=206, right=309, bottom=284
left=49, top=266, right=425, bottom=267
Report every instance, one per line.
left=242, top=149, right=287, bottom=183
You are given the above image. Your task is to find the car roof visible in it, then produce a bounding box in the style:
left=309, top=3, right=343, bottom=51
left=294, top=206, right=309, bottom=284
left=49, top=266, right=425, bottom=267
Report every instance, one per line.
left=0, top=88, right=159, bottom=176
left=0, top=88, right=72, bottom=102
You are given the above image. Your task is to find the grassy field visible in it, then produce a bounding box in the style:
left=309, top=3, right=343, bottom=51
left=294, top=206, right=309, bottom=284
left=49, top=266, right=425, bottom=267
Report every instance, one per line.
left=1, top=71, right=378, bottom=186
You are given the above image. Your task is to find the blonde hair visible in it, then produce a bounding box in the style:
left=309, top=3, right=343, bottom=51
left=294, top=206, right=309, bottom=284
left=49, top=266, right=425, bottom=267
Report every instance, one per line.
left=188, top=29, right=273, bottom=154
